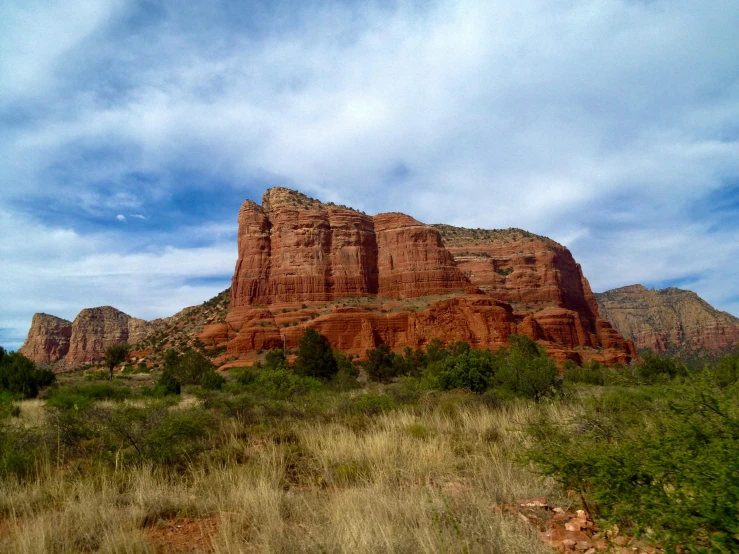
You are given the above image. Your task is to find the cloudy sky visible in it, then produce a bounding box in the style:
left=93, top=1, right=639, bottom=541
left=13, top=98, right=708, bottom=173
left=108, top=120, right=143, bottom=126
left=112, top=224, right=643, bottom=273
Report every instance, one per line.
left=2, top=0, right=738, bottom=351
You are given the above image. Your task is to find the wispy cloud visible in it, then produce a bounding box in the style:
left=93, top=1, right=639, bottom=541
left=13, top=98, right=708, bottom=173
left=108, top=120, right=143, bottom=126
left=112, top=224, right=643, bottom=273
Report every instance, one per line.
left=1, top=0, right=738, bottom=350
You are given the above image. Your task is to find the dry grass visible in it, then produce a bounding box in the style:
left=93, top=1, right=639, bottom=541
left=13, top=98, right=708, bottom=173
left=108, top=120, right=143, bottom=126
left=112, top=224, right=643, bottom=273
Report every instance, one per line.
left=0, top=399, right=570, bottom=553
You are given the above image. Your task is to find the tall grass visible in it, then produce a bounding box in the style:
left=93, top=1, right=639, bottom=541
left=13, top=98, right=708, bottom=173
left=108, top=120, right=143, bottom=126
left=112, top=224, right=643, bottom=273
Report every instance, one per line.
left=0, top=393, right=563, bottom=553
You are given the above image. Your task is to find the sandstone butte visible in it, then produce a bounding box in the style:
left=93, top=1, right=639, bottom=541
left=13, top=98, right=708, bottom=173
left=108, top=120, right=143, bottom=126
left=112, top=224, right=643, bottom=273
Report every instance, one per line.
left=202, top=187, right=635, bottom=368
left=19, top=307, right=153, bottom=368
left=19, top=187, right=636, bottom=369
left=596, top=284, right=739, bottom=356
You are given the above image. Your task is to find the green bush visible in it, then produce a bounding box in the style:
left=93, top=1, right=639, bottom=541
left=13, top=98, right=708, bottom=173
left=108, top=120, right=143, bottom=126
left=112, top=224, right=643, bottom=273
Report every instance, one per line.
left=0, top=349, right=40, bottom=398
left=263, top=349, right=287, bottom=370
left=344, top=393, right=395, bottom=415
left=138, top=407, right=215, bottom=465
left=332, top=351, right=360, bottom=390
left=635, top=351, right=688, bottom=383
left=495, top=340, right=558, bottom=401
left=201, top=370, right=225, bottom=390
left=237, top=366, right=322, bottom=400
left=294, top=328, right=338, bottom=380
left=0, top=424, right=43, bottom=478
left=103, top=342, right=130, bottom=379
left=563, top=360, right=607, bottom=386
left=431, top=349, right=500, bottom=393
left=526, top=377, right=739, bottom=552
left=711, top=354, right=738, bottom=388
left=364, top=344, right=399, bottom=383
left=154, top=371, right=181, bottom=396
left=167, top=349, right=216, bottom=385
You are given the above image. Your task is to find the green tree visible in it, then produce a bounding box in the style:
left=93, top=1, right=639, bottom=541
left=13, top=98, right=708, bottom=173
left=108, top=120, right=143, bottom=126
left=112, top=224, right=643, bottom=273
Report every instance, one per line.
left=364, top=344, right=398, bottom=383
left=294, top=328, right=338, bottom=380
left=104, top=343, right=130, bottom=380
left=0, top=348, right=40, bottom=399
left=168, top=350, right=215, bottom=385
left=495, top=337, right=558, bottom=401
left=264, top=349, right=287, bottom=370
left=201, top=370, right=225, bottom=390
left=434, top=348, right=499, bottom=393
left=154, top=371, right=181, bottom=396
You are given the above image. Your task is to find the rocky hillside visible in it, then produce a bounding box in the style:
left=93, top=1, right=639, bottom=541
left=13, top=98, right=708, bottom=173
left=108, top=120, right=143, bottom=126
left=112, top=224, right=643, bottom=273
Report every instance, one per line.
left=19, top=187, right=636, bottom=369
left=208, top=187, right=635, bottom=367
left=19, top=291, right=230, bottom=370
left=596, top=284, right=739, bottom=358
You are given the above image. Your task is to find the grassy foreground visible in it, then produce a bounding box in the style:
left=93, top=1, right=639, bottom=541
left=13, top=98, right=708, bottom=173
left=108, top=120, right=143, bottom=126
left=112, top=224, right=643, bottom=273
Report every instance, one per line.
left=0, top=370, right=562, bottom=553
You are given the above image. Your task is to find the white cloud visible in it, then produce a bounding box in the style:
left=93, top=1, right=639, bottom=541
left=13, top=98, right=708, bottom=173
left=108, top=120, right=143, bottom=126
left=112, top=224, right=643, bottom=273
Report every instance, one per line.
left=116, top=214, right=126, bottom=222
left=1, top=0, right=739, bottom=349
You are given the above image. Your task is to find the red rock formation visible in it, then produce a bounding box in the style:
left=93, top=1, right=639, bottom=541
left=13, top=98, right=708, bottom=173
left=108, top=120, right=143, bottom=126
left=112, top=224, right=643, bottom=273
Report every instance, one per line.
left=228, top=189, right=472, bottom=327
left=66, top=307, right=152, bottom=363
left=19, top=188, right=637, bottom=368
left=229, top=189, right=380, bottom=322
left=596, top=284, right=739, bottom=356
left=221, top=188, right=636, bottom=365
left=433, top=225, right=635, bottom=360
left=375, top=213, right=472, bottom=299
left=18, top=314, right=72, bottom=364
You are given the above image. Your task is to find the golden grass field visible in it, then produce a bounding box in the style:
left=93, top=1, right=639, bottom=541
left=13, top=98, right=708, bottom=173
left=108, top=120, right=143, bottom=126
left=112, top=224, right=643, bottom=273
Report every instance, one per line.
left=0, top=385, right=574, bottom=553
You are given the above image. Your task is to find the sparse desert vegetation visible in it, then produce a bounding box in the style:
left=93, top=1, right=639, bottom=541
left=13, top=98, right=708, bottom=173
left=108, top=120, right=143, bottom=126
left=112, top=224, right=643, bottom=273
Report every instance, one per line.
left=1, top=338, right=738, bottom=553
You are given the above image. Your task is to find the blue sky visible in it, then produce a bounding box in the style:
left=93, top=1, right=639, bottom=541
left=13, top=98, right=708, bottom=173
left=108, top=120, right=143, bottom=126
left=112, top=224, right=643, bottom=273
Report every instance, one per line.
left=2, top=0, right=739, bottom=351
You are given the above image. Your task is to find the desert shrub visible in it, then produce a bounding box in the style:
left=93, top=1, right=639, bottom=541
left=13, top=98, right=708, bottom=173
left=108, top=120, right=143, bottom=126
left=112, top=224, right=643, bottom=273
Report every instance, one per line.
left=495, top=340, right=558, bottom=401
left=431, top=348, right=500, bottom=393
left=563, top=360, right=607, bottom=386
left=34, top=367, right=56, bottom=388
left=401, top=346, right=427, bottom=377
left=294, top=328, right=338, bottom=380
left=332, top=351, right=360, bottom=390
left=237, top=366, right=322, bottom=400
left=64, top=383, right=132, bottom=402
left=138, top=407, right=215, bottom=464
left=507, top=333, right=545, bottom=358
left=364, top=344, right=399, bottom=383
left=103, top=342, right=130, bottom=379
left=387, top=376, right=422, bottom=404
left=343, top=393, right=395, bottom=415
left=0, top=424, right=43, bottom=478
left=710, top=353, right=739, bottom=388
left=424, top=338, right=450, bottom=364
left=200, top=370, right=225, bottom=390
left=263, top=349, right=287, bottom=370
left=168, top=349, right=215, bottom=385
left=526, top=377, right=739, bottom=552
left=154, top=371, right=181, bottom=396
left=0, top=349, right=41, bottom=398
left=635, top=352, right=688, bottom=383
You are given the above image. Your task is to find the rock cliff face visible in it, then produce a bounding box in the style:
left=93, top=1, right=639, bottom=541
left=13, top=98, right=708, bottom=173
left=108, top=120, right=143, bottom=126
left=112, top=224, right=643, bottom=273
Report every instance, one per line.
left=221, top=188, right=636, bottom=366
left=66, top=307, right=153, bottom=363
left=596, top=285, right=739, bottom=355
left=19, top=306, right=153, bottom=367
left=18, top=314, right=72, bottom=364
left=433, top=225, right=632, bottom=358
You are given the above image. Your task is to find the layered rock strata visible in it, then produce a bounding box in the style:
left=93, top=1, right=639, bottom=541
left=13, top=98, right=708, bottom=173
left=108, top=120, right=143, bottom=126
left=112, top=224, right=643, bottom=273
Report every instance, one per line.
left=20, top=306, right=153, bottom=366
left=221, top=188, right=635, bottom=366
left=18, top=314, right=72, bottom=364
left=19, top=187, right=637, bottom=369
left=596, top=285, right=739, bottom=355
left=66, top=307, right=153, bottom=363
left=433, top=225, right=633, bottom=359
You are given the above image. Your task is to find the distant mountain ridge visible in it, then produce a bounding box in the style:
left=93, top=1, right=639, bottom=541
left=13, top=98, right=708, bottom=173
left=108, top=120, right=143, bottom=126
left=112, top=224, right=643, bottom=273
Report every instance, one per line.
left=595, top=284, right=739, bottom=358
